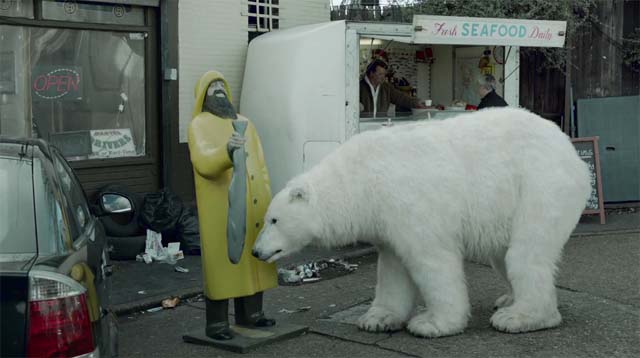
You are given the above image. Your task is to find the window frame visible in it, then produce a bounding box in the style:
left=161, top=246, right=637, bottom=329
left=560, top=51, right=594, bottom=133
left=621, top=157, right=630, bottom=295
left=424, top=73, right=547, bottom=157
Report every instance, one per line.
left=0, top=2, right=159, bottom=169
left=247, top=0, right=279, bottom=33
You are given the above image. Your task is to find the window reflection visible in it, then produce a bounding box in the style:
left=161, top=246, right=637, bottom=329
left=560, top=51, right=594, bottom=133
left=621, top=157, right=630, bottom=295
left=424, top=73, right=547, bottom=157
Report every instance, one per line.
left=32, top=158, right=67, bottom=254
left=101, top=194, right=132, bottom=213
left=0, top=0, right=34, bottom=19
left=0, top=157, right=36, bottom=254
left=52, top=151, right=91, bottom=235
left=0, top=25, right=147, bottom=160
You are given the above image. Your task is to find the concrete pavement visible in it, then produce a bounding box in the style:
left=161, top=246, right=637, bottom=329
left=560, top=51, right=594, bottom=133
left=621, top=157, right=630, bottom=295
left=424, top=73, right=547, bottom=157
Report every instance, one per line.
left=109, top=243, right=376, bottom=316
left=110, top=211, right=639, bottom=316
left=117, top=230, right=639, bottom=357
left=113, top=209, right=640, bottom=357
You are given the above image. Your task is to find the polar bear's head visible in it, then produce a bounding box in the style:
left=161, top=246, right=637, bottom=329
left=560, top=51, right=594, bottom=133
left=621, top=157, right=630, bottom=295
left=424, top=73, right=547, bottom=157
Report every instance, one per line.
left=252, top=180, right=322, bottom=263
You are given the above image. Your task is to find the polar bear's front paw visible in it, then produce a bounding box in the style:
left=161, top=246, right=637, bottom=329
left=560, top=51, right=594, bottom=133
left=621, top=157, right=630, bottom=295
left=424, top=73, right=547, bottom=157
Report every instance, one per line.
left=357, top=306, right=405, bottom=333
left=493, top=293, right=514, bottom=310
left=491, top=306, right=561, bottom=333
left=406, top=312, right=466, bottom=338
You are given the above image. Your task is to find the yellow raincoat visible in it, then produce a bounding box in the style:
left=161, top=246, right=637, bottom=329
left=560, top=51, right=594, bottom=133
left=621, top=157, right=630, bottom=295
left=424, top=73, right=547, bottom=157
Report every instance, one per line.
left=188, top=71, right=277, bottom=300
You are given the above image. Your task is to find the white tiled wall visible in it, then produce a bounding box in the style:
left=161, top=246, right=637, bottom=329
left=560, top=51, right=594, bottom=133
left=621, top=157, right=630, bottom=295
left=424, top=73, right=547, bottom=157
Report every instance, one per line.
left=178, top=0, right=247, bottom=142
left=178, top=0, right=330, bottom=142
left=279, top=0, right=330, bottom=29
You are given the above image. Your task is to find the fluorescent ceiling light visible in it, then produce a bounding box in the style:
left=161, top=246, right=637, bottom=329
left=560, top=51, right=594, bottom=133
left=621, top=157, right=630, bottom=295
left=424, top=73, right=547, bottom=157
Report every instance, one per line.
left=360, top=38, right=383, bottom=46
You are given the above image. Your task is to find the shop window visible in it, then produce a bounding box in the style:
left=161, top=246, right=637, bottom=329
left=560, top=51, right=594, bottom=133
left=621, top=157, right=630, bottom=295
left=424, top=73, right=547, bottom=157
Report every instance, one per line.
left=41, top=0, right=145, bottom=26
left=358, top=40, right=432, bottom=120
left=0, top=0, right=34, bottom=19
left=247, top=0, right=279, bottom=33
left=0, top=25, right=147, bottom=160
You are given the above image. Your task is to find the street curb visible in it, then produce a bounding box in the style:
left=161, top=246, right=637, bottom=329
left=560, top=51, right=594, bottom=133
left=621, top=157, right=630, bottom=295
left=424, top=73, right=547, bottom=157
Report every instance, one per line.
left=112, top=287, right=203, bottom=317
left=570, top=228, right=640, bottom=238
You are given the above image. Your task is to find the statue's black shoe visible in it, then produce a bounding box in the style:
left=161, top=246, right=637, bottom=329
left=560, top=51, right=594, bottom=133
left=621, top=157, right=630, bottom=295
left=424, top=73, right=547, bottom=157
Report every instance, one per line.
left=254, top=317, right=276, bottom=327
left=206, top=325, right=234, bottom=340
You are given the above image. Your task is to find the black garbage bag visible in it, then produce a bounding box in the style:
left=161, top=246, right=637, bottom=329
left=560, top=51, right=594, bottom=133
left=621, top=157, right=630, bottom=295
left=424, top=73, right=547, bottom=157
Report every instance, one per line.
left=176, top=206, right=201, bottom=255
left=139, top=188, right=184, bottom=238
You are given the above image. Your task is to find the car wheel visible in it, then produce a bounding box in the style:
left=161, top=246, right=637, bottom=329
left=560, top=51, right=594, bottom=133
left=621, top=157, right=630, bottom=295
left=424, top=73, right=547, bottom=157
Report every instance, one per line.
left=107, top=235, right=146, bottom=261
left=97, top=185, right=144, bottom=237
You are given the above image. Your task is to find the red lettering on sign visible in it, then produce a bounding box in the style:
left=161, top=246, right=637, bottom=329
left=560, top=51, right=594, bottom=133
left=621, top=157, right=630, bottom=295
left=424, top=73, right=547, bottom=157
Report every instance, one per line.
left=433, top=22, right=458, bottom=36
left=33, top=73, right=80, bottom=94
left=46, top=76, right=58, bottom=91
left=68, top=75, right=79, bottom=91
left=529, top=26, right=552, bottom=41
left=33, top=75, right=48, bottom=91
left=57, top=76, right=68, bottom=92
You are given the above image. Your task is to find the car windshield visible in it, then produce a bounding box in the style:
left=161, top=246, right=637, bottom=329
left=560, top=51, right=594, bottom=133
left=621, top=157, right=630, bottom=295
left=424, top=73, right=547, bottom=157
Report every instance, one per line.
left=0, top=156, right=37, bottom=254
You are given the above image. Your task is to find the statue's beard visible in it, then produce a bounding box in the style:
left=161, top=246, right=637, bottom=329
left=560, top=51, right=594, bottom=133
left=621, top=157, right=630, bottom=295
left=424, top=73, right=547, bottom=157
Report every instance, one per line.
left=203, top=90, right=237, bottom=119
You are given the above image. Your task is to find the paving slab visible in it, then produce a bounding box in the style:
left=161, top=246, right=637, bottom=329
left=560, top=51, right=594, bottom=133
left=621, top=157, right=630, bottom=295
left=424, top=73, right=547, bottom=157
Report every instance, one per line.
left=119, top=304, right=412, bottom=357
left=110, top=244, right=374, bottom=314
left=376, top=287, right=640, bottom=358
left=318, top=261, right=640, bottom=358
left=117, top=230, right=640, bottom=357
left=110, top=255, right=202, bottom=312
left=558, top=233, right=640, bottom=307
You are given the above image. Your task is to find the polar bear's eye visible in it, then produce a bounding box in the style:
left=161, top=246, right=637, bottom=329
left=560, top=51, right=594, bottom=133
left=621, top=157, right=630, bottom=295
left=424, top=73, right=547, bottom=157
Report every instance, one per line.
left=270, top=218, right=278, bottom=224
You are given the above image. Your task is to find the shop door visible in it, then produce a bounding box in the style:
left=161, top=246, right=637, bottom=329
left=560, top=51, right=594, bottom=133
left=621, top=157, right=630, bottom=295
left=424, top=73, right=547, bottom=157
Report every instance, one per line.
left=577, top=96, right=640, bottom=202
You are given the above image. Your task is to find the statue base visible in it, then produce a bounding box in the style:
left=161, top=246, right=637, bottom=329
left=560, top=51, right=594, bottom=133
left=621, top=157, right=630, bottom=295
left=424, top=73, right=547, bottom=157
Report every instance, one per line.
left=183, top=323, right=308, bottom=354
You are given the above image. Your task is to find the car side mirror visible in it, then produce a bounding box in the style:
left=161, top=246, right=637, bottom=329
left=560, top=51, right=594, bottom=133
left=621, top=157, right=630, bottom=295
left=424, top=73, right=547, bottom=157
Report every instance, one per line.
left=97, top=193, right=133, bottom=216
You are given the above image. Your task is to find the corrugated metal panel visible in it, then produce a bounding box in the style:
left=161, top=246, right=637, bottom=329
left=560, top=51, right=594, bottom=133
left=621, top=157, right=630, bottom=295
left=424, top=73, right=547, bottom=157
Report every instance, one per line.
left=279, top=0, right=330, bottom=29
left=178, top=0, right=247, bottom=143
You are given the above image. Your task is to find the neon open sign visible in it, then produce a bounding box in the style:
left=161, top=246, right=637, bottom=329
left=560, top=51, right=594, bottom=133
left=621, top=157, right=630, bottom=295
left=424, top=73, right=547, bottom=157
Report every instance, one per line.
left=32, top=68, right=82, bottom=100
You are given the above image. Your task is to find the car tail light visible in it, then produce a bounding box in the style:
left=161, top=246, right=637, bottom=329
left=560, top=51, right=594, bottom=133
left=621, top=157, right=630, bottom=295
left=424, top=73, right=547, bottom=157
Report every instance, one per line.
left=27, top=271, right=95, bottom=358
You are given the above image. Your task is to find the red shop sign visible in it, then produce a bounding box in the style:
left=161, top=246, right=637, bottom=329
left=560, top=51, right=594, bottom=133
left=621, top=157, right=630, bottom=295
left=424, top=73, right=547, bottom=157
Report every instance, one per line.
left=32, top=67, right=83, bottom=101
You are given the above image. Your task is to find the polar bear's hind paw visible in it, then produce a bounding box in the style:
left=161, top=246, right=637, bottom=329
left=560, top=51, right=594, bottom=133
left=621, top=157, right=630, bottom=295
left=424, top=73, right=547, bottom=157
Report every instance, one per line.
left=491, top=306, right=561, bottom=333
left=406, top=312, right=466, bottom=338
left=357, top=307, right=405, bottom=333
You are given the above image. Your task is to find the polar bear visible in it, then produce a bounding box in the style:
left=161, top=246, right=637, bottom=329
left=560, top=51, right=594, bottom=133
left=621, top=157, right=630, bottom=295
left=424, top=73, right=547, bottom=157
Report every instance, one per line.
left=252, top=107, right=591, bottom=337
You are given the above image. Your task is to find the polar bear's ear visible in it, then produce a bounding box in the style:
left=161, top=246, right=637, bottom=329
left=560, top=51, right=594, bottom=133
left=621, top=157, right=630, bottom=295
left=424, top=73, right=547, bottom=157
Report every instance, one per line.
left=289, top=185, right=309, bottom=202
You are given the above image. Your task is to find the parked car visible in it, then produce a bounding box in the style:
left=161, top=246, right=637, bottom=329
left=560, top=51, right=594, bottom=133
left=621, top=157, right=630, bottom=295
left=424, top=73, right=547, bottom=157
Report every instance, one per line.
left=0, top=137, right=130, bottom=357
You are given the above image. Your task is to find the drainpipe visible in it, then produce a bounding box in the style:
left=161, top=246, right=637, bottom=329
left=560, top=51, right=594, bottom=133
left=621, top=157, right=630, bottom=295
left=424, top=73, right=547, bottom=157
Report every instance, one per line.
left=563, top=35, right=572, bottom=136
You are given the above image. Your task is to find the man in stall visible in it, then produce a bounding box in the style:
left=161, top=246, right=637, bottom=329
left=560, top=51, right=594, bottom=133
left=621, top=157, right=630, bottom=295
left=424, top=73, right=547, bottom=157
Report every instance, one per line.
left=359, top=59, right=428, bottom=118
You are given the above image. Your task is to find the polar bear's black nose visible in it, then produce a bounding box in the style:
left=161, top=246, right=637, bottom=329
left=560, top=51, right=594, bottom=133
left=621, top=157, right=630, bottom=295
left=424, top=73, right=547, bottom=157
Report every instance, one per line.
left=252, top=249, right=260, bottom=258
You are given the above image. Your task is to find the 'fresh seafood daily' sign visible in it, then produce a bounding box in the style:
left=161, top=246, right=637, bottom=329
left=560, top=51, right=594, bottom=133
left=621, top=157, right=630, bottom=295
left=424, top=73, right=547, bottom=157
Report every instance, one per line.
left=413, top=15, right=567, bottom=48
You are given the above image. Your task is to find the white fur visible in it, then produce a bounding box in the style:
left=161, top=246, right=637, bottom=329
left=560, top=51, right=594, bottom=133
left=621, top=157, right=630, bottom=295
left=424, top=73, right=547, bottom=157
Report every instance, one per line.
left=253, top=107, right=591, bottom=337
